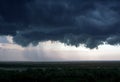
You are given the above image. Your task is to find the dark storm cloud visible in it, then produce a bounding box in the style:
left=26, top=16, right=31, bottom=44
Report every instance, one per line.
left=0, top=0, right=120, bottom=48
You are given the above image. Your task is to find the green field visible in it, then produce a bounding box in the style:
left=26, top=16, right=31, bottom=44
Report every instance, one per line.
left=0, top=61, right=120, bottom=82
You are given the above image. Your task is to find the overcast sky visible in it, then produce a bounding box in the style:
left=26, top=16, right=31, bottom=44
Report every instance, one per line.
left=0, top=0, right=120, bottom=61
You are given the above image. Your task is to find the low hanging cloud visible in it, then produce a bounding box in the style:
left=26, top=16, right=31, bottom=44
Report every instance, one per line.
left=0, top=0, right=120, bottom=49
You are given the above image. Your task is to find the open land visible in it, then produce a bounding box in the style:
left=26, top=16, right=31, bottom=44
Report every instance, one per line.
left=0, top=61, right=120, bottom=82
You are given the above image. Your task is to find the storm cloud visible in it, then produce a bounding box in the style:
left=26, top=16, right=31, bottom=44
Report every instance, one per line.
left=0, top=0, right=120, bottom=48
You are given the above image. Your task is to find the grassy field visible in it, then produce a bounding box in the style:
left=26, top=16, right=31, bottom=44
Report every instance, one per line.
left=0, top=61, right=120, bottom=82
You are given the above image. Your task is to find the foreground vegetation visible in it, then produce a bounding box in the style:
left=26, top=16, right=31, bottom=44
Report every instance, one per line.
left=0, top=62, right=120, bottom=82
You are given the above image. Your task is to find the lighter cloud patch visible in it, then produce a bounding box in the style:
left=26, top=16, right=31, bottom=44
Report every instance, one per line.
left=0, top=43, right=24, bottom=50
left=0, top=36, right=24, bottom=50
left=6, top=36, right=14, bottom=44
left=37, top=41, right=89, bottom=51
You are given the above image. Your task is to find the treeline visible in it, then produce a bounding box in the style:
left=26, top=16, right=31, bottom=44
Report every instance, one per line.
left=0, top=67, right=120, bottom=82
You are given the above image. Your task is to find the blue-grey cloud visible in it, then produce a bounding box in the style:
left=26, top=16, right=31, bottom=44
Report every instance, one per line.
left=0, top=0, right=120, bottom=48
left=0, top=36, right=9, bottom=43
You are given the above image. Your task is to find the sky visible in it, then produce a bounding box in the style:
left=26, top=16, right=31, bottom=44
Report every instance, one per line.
left=0, top=0, right=120, bottom=61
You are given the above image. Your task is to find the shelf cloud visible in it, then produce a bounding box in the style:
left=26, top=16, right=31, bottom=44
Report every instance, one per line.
left=0, top=0, right=120, bottom=48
